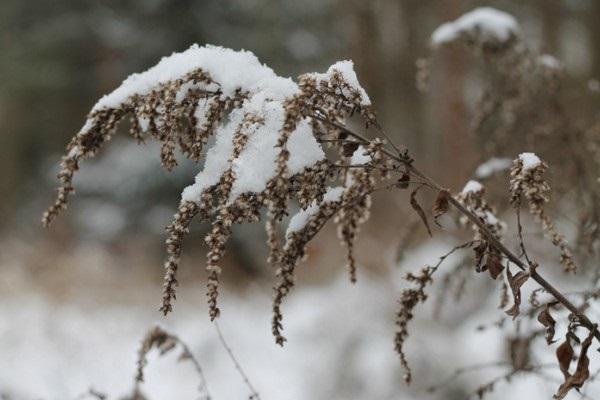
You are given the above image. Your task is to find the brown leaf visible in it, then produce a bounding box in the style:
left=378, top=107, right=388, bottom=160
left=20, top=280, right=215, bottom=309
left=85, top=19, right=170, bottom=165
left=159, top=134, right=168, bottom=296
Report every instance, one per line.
left=485, top=252, right=504, bottom=280
left=505, top=267, right=529, bottom=319
left=556, top=337, right=575, bottom=381
left=537, top=303, right=557, bottom=345
left=410, top=185, right=432, bottom=236
left=554, top=329, right=595, bottom=399
left=432, top=190, right=450, bottom=223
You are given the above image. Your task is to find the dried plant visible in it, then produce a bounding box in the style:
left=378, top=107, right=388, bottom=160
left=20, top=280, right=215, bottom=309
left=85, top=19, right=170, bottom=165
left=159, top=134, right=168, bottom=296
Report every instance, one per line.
left=44, top=7, right=600, bottom=397
left=130, top=325, right=210, bottom=400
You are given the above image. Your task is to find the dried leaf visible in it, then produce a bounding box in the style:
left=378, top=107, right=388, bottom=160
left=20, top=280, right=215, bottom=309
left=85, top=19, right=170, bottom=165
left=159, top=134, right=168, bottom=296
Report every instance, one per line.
left=410, top=185, right=432, bottom=236
left=537, top=303, right=557, bottom=345
left=432, top=190, right=450, bottom=223
left=554, top=329, right=595, bottom=399
left=556, top=337, right=575, bottom=381
left=505, top=267, right=529, bottom=318
left=485, top=252, right=504, bottom=280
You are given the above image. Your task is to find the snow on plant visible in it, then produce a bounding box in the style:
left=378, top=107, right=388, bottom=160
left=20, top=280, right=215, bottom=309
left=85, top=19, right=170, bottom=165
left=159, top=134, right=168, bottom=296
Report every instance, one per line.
left=44, top=9, right=600, bottom=398
left=43, top=44, right=385, bottom=335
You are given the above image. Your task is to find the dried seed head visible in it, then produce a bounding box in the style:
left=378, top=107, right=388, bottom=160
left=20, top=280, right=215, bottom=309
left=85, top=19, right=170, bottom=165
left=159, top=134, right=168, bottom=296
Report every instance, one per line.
left=160, top=201, right=200, bottom=315
left=510, top=153, right=576, bottom=272
left=272, top=188, right=345, bottom=345
left=395, top=266, right=435, bottom=384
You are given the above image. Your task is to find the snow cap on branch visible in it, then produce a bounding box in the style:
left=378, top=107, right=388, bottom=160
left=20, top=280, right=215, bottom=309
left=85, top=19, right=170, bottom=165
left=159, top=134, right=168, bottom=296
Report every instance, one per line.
left=431, top=7, right=519, bottom=48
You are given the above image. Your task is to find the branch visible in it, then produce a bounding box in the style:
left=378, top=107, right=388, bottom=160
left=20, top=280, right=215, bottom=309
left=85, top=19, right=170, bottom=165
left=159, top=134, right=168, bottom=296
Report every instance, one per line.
left=312, top=113, right=600, bottom=342
left=214, top=321, right=261, bottom=400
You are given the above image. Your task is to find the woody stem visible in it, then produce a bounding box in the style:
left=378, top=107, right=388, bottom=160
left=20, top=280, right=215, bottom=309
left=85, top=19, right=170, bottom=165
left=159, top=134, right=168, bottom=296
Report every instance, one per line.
left=313, top=114, right=600, bottom=341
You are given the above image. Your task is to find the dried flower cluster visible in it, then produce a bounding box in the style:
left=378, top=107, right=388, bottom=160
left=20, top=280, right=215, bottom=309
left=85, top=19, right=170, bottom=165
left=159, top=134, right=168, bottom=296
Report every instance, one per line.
left=131, top=325, right=210, bottom=400
left=455, top=180, right=505, bottom=279
left=43, top=44, right=386, bottom=337
left=509, top=153, right=576, bottom=273
left=395, top=266, right=435, bottom=384
left=425, top=6, right=600, bottom=264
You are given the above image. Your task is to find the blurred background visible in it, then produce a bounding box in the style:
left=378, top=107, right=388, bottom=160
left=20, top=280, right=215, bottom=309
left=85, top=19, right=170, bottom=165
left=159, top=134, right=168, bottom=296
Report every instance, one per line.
left=2, top=0, right=600, bottom=399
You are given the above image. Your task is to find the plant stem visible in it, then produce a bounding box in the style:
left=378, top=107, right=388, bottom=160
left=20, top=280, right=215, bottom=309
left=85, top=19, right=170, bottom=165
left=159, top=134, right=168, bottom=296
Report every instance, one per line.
left=313, top=113, right=600, bottom=341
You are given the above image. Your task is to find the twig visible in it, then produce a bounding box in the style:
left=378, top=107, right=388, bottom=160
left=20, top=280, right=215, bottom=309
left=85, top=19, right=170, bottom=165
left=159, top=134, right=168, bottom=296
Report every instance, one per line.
left=313, top=113, right=600, bottom=342
left=427, top=361, right=510, bottom=393
left=515, top=204, right=532, bottom=265
left=214, top=321, right=261, bottom=400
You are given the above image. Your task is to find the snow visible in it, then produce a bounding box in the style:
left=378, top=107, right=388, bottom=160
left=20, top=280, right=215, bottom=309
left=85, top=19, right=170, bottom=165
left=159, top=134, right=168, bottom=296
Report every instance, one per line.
left=286, top=120, right=326, bottom=174
left=1, top=237, right=585, bottom=400
left=308, top=60, right=371, bottom=106
left=537, top=54, right=561, bottom=70
left=182, top=88, right=326, bottom=204
left=518, top=152, right=541, bottom=170
left=91, top=44, right=298, bottom=112
left=286, top=186, right=344, bottom=235
left=431, top=7, right=519, bottom=47
left=350, top=146, right=371, bottom=165
left=181, top=109, right=242, bottom=202
left=461, top=180, right=484, bottom=194
left=483, top=210, right=499, bottom=226
left=475, top=157, right=511, bottom=178
left=226, top=102, right=325, bottom=203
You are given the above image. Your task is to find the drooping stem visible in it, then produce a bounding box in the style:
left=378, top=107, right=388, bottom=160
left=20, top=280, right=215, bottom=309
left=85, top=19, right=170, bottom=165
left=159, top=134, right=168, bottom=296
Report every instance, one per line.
left=312, top=113, right=600, bottom=341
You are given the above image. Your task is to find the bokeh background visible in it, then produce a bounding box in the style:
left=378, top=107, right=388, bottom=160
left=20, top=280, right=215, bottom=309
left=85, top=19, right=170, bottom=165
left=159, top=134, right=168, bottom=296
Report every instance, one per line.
left=2, top=1, right=600, bottom=399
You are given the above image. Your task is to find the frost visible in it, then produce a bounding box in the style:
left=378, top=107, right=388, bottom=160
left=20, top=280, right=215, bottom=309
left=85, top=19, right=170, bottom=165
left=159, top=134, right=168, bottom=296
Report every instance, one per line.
left=475, top=157, right=511, bottom=178
left=461, top=180, right=484, bottom=194
left=431, top=7, right=519, bottom=47
left=518, top=152, right=541, bottom=170
left=286, top=187, right=344, bottom=235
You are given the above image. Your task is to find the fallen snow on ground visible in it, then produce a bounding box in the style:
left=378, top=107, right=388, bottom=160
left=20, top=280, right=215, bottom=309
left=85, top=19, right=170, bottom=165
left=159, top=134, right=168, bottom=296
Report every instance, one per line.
left=0, top=239, right=589, bottom=400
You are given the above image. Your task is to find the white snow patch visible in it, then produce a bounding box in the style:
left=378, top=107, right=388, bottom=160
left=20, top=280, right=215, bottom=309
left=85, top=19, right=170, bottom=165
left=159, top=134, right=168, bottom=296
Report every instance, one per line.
left=475, top=157, right=511, bottom=178
left=308, top=60, right=371, bottom=106
left=286, top=186, right=344, bottom=235
left=181, top=109, right=243, bottom=202
left=350, top=146, right=371, bottom=165
left=286, top=120, right=326, bottom=174
left=461, top=180, right=484, bottom=194
left=537, top=54, right=561, bottom=70
left=431, top=7, right=519, bottom=47
left=91, top=44, right=298, bottom=112
left=518, top=152, right=541, bottom=170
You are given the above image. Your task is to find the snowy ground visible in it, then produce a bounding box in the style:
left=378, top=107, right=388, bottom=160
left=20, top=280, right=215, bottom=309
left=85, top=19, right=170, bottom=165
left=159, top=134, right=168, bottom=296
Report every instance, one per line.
left=0, top=238, right=594, bottom=400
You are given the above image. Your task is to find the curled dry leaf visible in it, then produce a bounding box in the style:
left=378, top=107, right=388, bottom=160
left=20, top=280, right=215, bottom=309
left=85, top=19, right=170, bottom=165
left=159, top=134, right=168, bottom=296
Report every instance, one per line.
left=537, top=302, right=557, bottom=345
left=485, top=251, right=504, bottom=280
left=432, top=189, right=450, bottom=224
left=556, top=335, right=575, bottom=381
left=505, top=266, right=529, bottom=319
left=554, top=328, right=595, bottom=399
left=410, top=185, right=432, bottom=236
